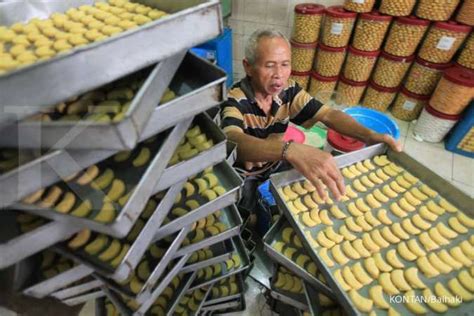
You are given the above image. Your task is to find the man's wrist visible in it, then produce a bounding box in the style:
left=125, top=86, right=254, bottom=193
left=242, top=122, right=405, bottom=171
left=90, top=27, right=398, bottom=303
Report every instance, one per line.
left=281, top=140, right=294, bottom=161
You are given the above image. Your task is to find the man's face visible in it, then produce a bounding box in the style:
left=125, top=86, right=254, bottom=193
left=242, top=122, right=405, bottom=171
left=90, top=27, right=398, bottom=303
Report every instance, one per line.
left=244, top=37, right=291, bottom=97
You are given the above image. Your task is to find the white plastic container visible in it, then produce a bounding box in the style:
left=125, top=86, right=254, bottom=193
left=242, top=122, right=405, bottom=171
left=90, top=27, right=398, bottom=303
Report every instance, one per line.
left=413, top=103, right=461, bottom=142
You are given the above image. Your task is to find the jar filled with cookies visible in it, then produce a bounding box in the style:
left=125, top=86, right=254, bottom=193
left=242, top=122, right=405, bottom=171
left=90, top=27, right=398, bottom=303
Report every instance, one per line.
left=343, top=46, right=379, bottom=82
left=372, top=52, right=414, bottom=88
left=308, top=72, right=338, bottom=104
left=379, top=0, right=416, bottom=16
left=352, top=11, right=392, bottom=51
left=362, top=81, right=399, bottom=111
left=290, top=71, right=311, bottom=90
left=404, top=57, right=451, bottom=95
left=456, top=0, right=474, bottom=26
left=292, top=3, right=325, bottom=44
left=335, top=76, right=367, bottom=106
left=416, top=0, right=460, bottom=21
left=430, top=65, right=474, bottom=115
left=384, top=16, right=430, bottom=57
left=418, top=22, right=471, bottom=64
left=414, top=104, right=461, bottom=142
left=291, top=40, right=317, bottom=72
left=343, top=0, right=375, bottom=13
left=321, top=6, right=356, bottom=48
left=313, top=44, right=346, bottom=77
left=391, top=87, right=430, bottom=121
left=457, top=33, right=474, bottom=70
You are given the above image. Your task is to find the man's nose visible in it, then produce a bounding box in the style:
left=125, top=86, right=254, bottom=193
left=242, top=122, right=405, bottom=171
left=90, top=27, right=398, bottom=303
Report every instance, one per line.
left=273, top=65, right=283, bottom=78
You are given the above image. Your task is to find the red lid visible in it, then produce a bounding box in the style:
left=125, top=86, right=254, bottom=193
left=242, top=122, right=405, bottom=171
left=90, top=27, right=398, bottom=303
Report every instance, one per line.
left=291, top=40, right=318, bottom=49
left=340, top=75, right=368, bottom=87
left=401, top=87, right=431, bottom=100
left=295, top=3, right=325, bottom=15
left=369, top=80, right=400, bottom=93
left=360, top=10, right=392, bottom=22
left=291, top=70, right=312, bottom=76
left=434, top=21, right=472, bottom=33
left=348, top=45, right=380, bottom=58
left=325, top=6, right=357, bottom=19
left=311, top=71, right=338, bottom=82
left=442, top=65, right=474, bottom=87
left=415, top=56, right=451, bottom=70
left=396, top=16, right=430, bottom=26
left=454, top=61, right=474, bottom=73
left=425, top=103, right=462, bottom=120
left=318, top=43, right=347, bottom=53
left=381, top=51, right=415, bottom=62
left=327, top=129, right=365, bottom=152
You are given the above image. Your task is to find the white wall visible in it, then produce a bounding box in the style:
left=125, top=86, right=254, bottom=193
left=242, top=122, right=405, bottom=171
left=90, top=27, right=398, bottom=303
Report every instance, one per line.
left=228, top=0, right=344, bottom=82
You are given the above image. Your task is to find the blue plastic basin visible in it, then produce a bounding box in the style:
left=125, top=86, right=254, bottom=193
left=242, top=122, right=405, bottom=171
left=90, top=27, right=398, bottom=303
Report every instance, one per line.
left=344, top=107, right=400, bottom=140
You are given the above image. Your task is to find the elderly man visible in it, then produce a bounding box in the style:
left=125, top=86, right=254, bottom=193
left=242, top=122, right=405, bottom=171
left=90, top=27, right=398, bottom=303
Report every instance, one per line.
left=221, top=29, right=401, bottom=213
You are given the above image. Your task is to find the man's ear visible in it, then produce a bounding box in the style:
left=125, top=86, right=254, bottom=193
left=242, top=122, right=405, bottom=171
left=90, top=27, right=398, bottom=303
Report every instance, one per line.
left=243, top=58, right=252, bottom=77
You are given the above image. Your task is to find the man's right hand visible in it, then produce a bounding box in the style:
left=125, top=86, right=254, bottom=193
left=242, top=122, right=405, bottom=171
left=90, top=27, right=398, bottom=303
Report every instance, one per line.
left=285, top=143, right=345, bottom=201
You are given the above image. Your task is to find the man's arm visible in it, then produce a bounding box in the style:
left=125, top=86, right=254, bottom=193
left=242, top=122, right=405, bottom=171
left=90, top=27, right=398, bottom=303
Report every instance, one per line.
left=226, top=131, right=285, bottom=163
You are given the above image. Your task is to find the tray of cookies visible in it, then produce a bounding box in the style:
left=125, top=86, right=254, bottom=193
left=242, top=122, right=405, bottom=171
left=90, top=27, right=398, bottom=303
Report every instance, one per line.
left=202, top=273, right=245, bottom=306
left=51, top=277, right=103, bottom=300
left=172, top=285, right=212, bottom=316
left=270, top=265, right=309, bottom=311
left=271, top=144, right=474, bottom=316
left=62, top=287, right=105, bottom=306
left=201, top=298, right=244, bottom=313
left=263, top=216, right=334, bottom=298
left=12, top=119, right=191, bottom=238
left=180, top=239, right=234, bottom=275
left=303, top=282, right=344, bottom=316
left=0, top=0, right=222, bottom=128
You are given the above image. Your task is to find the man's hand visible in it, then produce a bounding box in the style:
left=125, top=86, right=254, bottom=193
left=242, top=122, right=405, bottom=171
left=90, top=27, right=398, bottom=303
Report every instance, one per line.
left=286, top=143, right=345, bottom=201
left=366, top=132, right=402, bottom=152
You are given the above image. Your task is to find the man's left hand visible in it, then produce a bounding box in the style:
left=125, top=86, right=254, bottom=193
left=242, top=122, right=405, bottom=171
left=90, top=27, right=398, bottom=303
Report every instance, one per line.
left=366, top=132, right=402, bottom=152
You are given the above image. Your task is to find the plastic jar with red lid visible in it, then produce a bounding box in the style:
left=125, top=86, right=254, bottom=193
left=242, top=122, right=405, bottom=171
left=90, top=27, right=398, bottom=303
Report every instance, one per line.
left=418, top=21, right=472, bottom=64
left=352, top=11, right=392, bottom=51
left=321, top=6, right=356, bottom=48
left=430, top=65, right=474, bottom=115
left=292, top=4, right=325, bottom=44
left=372, top=52, right=414, bottom=88
left=416, top=0, right=460, bottom=21
left=414, top=103, right=462, bottom=142
left=290, top=71, right=311, bottom=90
left=384, top=16, right=430, bottom=57
left=313, top=44, right=346, bottom=77
left=391, top=87, right=430, bottom=121
left=379, top=0, right=416, bottom=16
left=362, top=81, right=399, bottom=111
left=291, top=40, right=317, bottom=72
left=343, top=0, right=375, bottom=13
left=457, top=33, right=474, bottom=70
left=343, top=46, right=379, bottom=82
left=456, top=1, right=474, bottom=26
left=404, top=57, right=451, bottom=95
left=308, top=72, right=338, bottom=104
left=325, top=128, right=365, bottom=155
left=335, top=76, right=367, bottom=106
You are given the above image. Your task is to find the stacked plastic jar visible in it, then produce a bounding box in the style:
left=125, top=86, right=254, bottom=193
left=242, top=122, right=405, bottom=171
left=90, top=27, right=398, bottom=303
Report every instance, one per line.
left=362, top=81, right=399, bottom=111
left=384, top=16, right=430, bottom=57
left=372, top=52, right=414, bottom=88
left=292, top=4, right=325, bottom=44
left=335, top=76, right=367, bottom=106
left=352, top=11, right=392, bottom=51
left=291, top=40, right=317, bottom=72
left=290, top=71, right=311, bottom=90
left=343, top=46, right=379, bottom=82
left=418, top=22, right=472, bottom=64
left=456, top=1, right=474, bottom=26
left=321, top=6, right=357, bottom=48
left=308, top=72, right=338, bottom=104
left=414, top=104, right=461, bottom=142
left=416, top=0, right=460, bottom=21
left=391, top=87, right=430, bottom=121
left=379, top=0, right=416, bottom=16
left=313, top=44, right=346, bottom=77
left=404, top=57, right=451, bottom=95
left=429, top=66, right=474, bottom=115
left=457, top=33, right=474, bottom=70
left=343, top=0, right=375, bottom=13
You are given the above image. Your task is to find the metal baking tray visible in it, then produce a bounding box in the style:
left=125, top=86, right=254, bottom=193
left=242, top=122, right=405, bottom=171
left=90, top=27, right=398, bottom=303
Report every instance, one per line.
left=0, top=53, right=185, bottom=150
left=180, top=239, right=234, bottom=274
left=187, top=236, right=250, bottom=292
left=12, top=119, right=192, bottom=238
left=201, top=297, right=244, bottom=313
left=263, top=217, right=334, bottom=298
left=202, top=272, right=245, bottom=306
left=226, top=142, right=238, bottom=166
left=0, top=52, right=226, bottom=210
left=270, top=267, right=308, bottom=312
left=53, top=181, right=184, bottom=282
left=271, top=144, right=474, bottom=316
left=303, top=282, right=342, bottom=316
left=51, top=278, right=102, bottom=300
left=62, top=288, right=105, bottom=306
left=173, top=284, right=213, bottom=316
left=153, top=161, right=243, bottom=241
left=0, top=0, right=222, bottom=128
left=163, top=272, right=198, bottom=316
